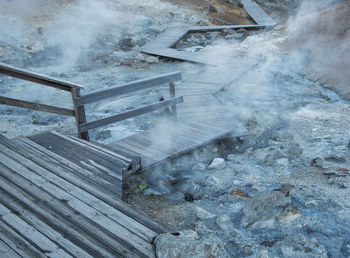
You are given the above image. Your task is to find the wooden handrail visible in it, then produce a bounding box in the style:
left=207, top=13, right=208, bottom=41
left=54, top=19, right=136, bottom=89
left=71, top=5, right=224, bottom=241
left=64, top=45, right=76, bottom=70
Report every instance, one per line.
left=0, top=62, right=182, bottom=141
left=0, top=62, right=84, bottom=91
left=79, top=96, right=183, bottom=133
left=76, top=71, right=181, bottom=106
left=0, top=62, right=87, bottom=140
left=0, top=96, right=75, bottom=117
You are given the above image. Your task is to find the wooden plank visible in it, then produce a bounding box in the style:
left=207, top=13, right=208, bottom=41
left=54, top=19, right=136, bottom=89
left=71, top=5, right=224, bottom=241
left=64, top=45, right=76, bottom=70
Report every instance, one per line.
left=0, top=196, right=93, bottom=258
left=106, top=142, right=158, bottom=173
left=0, top=62, right=84, bottom=91
left=79, top=96, right=183, bottom=132
left=0, top=240, right=21, bottom=258
left=142, top=27, right=189, bottom=50
left=1, top=137, right=123, bottom=198
left=33, top=132, right=128, bottom=171
left=188, top=24, right=264, bottom=32
left=0, top=164, right=153, bottom=258
left=22, top=139, right=124, bottom=195
left=0, top=173, right=124, bottom=258
left=0, top=146, right=156, bottom=243
left=0, top=152, right=156, bottom=256
left=76, top=71, right=182, bottom=106
left=0, top=220, right=45, bottom=258
left=241, top=0, right=276, bottom=26
left=0, top=203, right=71, bottom=257
left=0, top=96, right=75, bottom=117
left=0, top=135, right=168, bottom=234
left=29, top=132, right=129, bottom=175
left=57, top=132, right=134, bottom=163
left=51, top=132, right=141, bottom=174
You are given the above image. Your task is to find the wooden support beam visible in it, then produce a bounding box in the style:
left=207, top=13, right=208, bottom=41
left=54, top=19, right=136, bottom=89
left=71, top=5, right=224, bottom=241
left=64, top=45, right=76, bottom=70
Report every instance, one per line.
left=0, top=96, right=75, bottom=117
left=80, top=96, right=183, bottom=133
left=71, top=88, right=89, bottom=140
left=169, top=82, right=177, bottom=120
left=76, top=71, right=182, bottom=106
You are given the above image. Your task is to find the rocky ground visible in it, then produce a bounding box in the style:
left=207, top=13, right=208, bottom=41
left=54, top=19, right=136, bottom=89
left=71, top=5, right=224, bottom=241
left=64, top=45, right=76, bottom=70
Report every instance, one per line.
left=1, top=0, right=350, bottom=257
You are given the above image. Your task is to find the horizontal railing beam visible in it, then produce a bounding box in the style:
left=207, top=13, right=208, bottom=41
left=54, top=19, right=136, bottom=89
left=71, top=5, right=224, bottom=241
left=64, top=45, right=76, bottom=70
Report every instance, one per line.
left=80, top=96, right=183, bottom=132
left=76, top=71, right=182, bottom=106
left=0, top=62, right=84, bottom=92
left=188, top=24, right=265, bottom=33
left=0, top=96, right=75, bottom=117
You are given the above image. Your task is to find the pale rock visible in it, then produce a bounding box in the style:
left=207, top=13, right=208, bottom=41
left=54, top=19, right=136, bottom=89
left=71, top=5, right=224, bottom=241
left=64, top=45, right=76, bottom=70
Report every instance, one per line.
left=196, top=207, right=216, bottom=220
left=227, top=154, right=235, bottom=161
left=145, top=56, right=159, bottom=64
left=216, top=214, right=233, bottom=233
left=136, top=53, right=145, bottom=61
left=278, top=234, right=327, bottom=258
left=143, top=188, right=162, bottom=196
left=155, top=230, right=229, bottom=258
left=242, top=191, right=290, bottom=227
left=209, top=158, right=225, bottom=170
left=192, top=162, right=207, bottom=171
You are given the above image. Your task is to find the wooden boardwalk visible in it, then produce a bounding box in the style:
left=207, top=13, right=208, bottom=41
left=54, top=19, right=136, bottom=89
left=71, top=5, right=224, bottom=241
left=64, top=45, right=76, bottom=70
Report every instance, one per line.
left=108, top=60, right=252, bottom=170
left=0, top=134, right=168, bottom=257
left=141, top=0, right=275, bottom=64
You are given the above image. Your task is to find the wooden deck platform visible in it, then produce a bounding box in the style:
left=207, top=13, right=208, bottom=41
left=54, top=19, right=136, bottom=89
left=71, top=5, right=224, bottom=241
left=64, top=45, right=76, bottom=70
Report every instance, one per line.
left=0, top=134, right=168, bottom=257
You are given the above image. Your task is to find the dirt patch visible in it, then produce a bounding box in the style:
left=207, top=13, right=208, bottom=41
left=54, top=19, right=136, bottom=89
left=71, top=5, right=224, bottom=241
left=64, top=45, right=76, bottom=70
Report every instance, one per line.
left=162, top=0, right=255, bottom=25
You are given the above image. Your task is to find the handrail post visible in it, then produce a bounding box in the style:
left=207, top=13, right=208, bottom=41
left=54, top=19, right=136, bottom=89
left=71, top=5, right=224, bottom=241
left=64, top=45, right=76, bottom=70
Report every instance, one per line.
left=71, top=88, right=89, bottom=140
left=169, top=81, right=177, bottom=121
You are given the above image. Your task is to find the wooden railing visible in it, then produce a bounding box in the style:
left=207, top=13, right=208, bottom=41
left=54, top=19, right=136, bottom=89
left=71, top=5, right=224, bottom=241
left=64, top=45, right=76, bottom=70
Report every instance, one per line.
left=75, top=71, right=183, bottom=139
left=0, top=62, right=88, bottom=139
left=0, top=62, right=183, bottom=141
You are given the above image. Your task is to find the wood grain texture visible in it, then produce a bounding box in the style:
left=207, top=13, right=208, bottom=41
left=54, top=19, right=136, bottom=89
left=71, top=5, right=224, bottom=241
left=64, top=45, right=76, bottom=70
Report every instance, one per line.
left=0, top=133, right=168, bottom=257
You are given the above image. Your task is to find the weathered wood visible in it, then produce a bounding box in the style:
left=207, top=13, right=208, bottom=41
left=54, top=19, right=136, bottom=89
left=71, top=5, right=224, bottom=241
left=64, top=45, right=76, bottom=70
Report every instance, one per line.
left=0, top=202, right=71, bottom=257
left=0, top=96, right=75, bottom=117
left=52, top=131, right=137, bottom=164
left=0, top=240, right=21, bottom=258
left=71, top=88, right=89, bottom=140
left=188, top=24, right=265, bottom=32
left=76, top=71, right=182, bottom=106
left=0, top=135, right=169, bottom=234
left=0, top=220, right=45, bottom=258
left=169, top=82, right=177, bottom=119
left=79, top=96, right=184, bottom=132
left=141, top=1, right=274, bottom=64
left=29, top=132, right=130, bottom=175
left=0, top=145, right=156, bottom=243
left=0, top=171, right=128, bottom=257
left=9, top=138, right=123, bottom=198
left=241, top=0, right=276, bottom=26
left=0, top=62, right=84, bottom=91
left=0, top=196, right=93, bottom=258
left=0, top=153, right=155, bottom=257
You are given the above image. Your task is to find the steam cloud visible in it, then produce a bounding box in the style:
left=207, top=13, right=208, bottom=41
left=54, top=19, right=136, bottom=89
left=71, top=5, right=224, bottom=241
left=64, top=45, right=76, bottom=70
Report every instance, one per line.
left=0, top=0, right=117, bottom=70
left=287, top=0, right=350, bottom=99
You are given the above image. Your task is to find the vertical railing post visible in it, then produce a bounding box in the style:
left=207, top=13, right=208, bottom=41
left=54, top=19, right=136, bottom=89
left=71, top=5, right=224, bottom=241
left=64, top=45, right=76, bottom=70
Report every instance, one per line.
left=169, top=81, right=177, bottom=121
left=71, top=88, right=89, bottom=140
